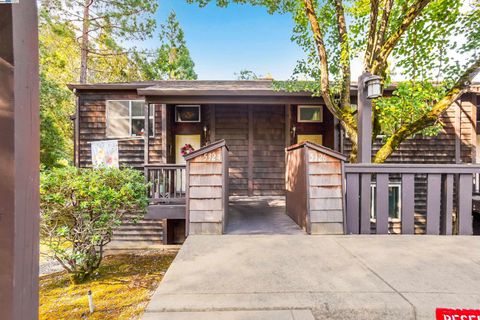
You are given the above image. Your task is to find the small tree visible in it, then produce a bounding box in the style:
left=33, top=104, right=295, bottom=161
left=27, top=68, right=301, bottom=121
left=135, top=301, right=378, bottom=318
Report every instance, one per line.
left=40, top=166, right=148, bottom=283
left=136, top=11, right=198, bottom=80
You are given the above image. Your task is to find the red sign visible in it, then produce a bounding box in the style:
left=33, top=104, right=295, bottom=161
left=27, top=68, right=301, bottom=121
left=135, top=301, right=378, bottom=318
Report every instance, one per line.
left=436, top=308, right=480, bottom=320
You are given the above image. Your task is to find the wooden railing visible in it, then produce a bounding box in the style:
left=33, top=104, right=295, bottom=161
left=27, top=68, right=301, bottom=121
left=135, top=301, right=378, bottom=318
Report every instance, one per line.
left=145, top=164, right=187, bottom=204
left=474, top=173, right=480, bottom=195
left=344, top=164, right=480, bottom=235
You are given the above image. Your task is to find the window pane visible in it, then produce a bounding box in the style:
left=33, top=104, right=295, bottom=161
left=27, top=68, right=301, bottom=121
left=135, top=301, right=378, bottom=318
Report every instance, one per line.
left=389, top=186, right=400, bottom=219
left=106, top=117, right=129, bottom=137
left=176, top=106, right=200, bottom=122
left=106, top=101, right=129, bottom=137
left=107, top=100, right=129, bottom=118
left=131, top=119, right=145, bottom=136
left=299, top=106, right=322, bottom=122
left=131, top=101, right=145, bottom=117
left=149, top=104, right=155, bottom=117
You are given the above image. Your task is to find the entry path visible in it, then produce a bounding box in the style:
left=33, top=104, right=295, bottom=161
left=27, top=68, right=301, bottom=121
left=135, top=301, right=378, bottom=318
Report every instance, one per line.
left=143, top=235, right=480, bottom=320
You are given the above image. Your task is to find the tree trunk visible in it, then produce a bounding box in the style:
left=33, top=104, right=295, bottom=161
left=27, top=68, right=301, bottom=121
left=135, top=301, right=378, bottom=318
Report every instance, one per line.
left=79, top=0, right=91, bottom=83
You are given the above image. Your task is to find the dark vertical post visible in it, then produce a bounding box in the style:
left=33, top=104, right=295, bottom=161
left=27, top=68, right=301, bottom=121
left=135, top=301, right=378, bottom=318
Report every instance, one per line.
left=357, top=73, right=372, bottom=164
left=160, top=104, right=167, bottom=163
left=426, top=174, right=441, bottom=235
left=345, top=173, right=360, bottom=234
left=401, top=174, right=415, bottom=234
left=458, top=173, right=473, bottom=235
left=144, top=103, right=150, bottom=166
left=441, top=174, right=454, bottom=235
left=360, top=174, right=372, bottom=234
left=357, top=73, right=373, bottom=234
left=285, top=104, right=291, bottom=147
left=210, top=105, right=216, bottom=143
left=248, top=105, right=254, bottom=196
left=376, top=174, right=389, bottom=234
left=0, top=2, right=40, bottom=319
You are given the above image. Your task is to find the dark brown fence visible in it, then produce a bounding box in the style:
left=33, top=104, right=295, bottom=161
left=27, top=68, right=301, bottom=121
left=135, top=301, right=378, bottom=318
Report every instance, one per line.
left=145, top=164, right=187, bottom=204
left=345, top=164, right=480, bottom=235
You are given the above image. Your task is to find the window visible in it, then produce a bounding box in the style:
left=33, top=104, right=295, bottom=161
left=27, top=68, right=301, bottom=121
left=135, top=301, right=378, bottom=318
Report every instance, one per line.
left=106, top=100, right=154, bottom=138
left=175, top=105, right=201, bottom=122
left=298, top=105, right=323, bottom=123
left=370, top=183, right=401, bottom=220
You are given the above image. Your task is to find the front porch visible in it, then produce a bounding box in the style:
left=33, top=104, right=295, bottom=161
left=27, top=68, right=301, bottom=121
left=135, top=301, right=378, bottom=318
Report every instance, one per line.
left=143, top=139, right=480, bottom=244
left=135, top=81, right=480, bottom=244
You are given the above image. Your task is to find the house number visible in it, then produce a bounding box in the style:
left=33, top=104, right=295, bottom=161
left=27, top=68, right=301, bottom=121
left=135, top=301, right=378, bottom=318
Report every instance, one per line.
left=309, top=152, right=328, bottom=162
left=201, top=152, right=219, bottom=162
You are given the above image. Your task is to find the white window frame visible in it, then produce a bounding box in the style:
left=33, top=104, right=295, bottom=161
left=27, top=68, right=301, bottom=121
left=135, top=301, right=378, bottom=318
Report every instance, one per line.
left=106, top=100, right=154, bottom=138
left=297, top=105, right=323, bottom=123
left=370, top=182, right=402, bottom=221
left=175, top=105, right=201, bottom=123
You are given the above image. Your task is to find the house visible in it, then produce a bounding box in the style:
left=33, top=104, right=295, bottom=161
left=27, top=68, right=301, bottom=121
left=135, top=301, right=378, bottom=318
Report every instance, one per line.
left=68, top=80, right=480, bottom=244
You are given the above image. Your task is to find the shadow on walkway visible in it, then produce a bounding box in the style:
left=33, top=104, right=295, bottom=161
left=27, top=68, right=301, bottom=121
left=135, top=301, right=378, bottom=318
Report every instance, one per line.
left=225, top=196, right=305, bottom=235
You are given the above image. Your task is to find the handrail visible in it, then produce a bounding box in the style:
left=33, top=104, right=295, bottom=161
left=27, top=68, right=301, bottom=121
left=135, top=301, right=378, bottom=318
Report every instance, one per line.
left=145, top=164, right=187, bottom=204
left=345, top=163, right=480, bottom=174
left=144, top=163, right=186, bottom=169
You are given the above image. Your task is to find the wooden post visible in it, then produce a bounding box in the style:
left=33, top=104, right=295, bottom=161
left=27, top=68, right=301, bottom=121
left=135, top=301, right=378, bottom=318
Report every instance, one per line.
left=0, top=2, right=40, bottom=319
left=144, top=103, right=150, bottom=166
left=357, top=73, right=372, bottom=164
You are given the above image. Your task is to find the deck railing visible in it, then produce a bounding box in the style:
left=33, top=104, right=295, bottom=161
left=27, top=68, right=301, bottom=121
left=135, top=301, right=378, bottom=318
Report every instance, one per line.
left=474, top=173, right=480, bottom=195
left=144, top=164, right=186, bottom=204
left=344, top=164, right=480, bottom=235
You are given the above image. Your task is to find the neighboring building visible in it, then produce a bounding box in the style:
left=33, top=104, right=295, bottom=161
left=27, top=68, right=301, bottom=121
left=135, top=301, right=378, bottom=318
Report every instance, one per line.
left=68, top=80, right=480, bottom=244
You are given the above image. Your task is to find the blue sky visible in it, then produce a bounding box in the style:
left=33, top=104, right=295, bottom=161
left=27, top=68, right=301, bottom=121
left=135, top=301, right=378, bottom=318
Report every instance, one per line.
left=140, top=0, right=306, bottom=80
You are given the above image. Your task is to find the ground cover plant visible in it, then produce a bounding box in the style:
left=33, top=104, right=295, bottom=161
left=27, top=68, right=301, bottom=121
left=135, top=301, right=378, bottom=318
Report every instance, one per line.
left=39, top=252, right=176, bottom=320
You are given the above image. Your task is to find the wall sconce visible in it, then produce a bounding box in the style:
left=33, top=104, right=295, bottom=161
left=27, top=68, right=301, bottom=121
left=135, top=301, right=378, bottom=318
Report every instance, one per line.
left=203, top=125, right=208, bottom=138
left=365, top=75, right=382, bottom=99
left=291, top=125, right=297, bottom=138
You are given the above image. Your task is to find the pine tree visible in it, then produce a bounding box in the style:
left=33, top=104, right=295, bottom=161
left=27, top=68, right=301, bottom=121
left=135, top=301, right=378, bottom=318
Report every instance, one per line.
left=137, top=12, right=198, bottom=80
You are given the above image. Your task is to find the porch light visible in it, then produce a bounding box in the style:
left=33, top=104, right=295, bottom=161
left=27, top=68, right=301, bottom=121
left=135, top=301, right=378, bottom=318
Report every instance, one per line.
left=203, top=125, right=208, bottom=138
left=365, top=75, right=382, bottom=99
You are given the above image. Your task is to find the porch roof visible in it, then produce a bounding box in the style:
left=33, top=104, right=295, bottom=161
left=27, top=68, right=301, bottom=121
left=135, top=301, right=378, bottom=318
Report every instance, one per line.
left=137, top=80, right=312, bottom=97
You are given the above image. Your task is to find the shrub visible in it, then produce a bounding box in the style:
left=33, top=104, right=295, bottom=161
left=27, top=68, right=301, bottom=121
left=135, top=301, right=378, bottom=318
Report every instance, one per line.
left=40, top=165, right=149, bottom=283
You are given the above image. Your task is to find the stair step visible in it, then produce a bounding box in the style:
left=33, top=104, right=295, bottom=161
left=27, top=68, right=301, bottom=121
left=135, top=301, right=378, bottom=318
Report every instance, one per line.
left=116, top=225, right=163, bottom=232
left=111, top=235, right=163, bottom=241
left=113, top=230, right=162, bottom=237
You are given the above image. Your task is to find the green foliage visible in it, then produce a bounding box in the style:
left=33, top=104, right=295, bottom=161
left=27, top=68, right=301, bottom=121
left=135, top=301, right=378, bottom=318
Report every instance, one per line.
left=375, top=81, right=448, bottom=137
left=187, top=0, right=480, bottom=162
left=40, top=74, right=73, bottom=168
left=135, top=12, right=198, bottom=80
left=235, top=69, right=259, bottom=80
left=40, top=166, right=149, bottom=283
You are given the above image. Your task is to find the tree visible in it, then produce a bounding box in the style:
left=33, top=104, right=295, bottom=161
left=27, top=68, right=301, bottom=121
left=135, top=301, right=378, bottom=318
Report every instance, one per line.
left=40, top=0, right=158, bottom=83
left=37, top=6, right=156, bottom=168
left=188, top=0, right=480, bottom=162
left=40, top=166, right=149, bottom=283
left=235, top=69, right=259, bottom=80
left=136, top=12, right=198, bottom=80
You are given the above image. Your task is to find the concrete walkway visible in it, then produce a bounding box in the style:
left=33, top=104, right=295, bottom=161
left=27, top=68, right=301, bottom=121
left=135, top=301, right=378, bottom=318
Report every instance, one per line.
left=226, top=196, right=305, bottom=235
left=143, top=235, right=480, bottom=320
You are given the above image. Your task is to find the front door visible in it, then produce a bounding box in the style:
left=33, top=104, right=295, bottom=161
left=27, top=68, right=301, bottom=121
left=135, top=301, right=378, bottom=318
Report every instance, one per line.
left=175, top=134, right=201, bottom=164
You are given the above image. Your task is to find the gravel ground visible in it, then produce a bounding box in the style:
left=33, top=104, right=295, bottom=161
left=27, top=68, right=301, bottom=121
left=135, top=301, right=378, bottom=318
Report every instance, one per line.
left=39, top=259, right=63, bottom=276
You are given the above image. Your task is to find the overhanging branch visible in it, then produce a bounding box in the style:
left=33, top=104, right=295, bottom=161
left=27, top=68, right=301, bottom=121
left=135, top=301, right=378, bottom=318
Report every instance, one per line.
left=373, top=59, right=480, bottom=163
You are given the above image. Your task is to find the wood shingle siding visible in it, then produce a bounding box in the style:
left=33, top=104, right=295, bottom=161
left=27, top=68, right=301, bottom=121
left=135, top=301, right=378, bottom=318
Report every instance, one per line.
left=77, top=91, right=166, bottom=168
left=214, top=104, right=287, bottom=196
